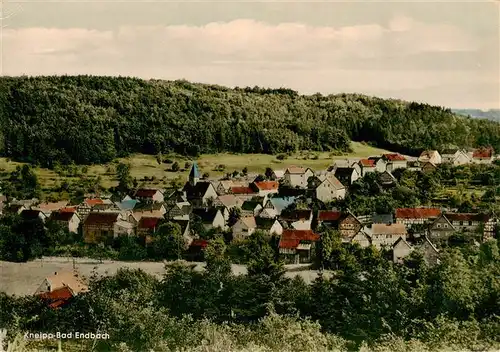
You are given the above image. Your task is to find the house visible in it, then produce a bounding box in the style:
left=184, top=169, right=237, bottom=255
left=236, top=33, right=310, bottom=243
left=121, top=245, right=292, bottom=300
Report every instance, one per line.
left=278, top=229, right=320, bottom=264
left=251, top=181, right=279, bottom=196
left=280, top=209, right=313, bottom=230
left=368, top=157, right=387, bottom=173
left=350, top=231, right=372, bottom=248
left=137, top=217, right=162, bottom=238
left=363, top=223, right=407, bottom=249
left=316, top=210, right=342, bottom=229
left=339, top=211, right=363, bottom=239
left=35, top=270, right=88, bottom=296
left=334, top=167, right=360, bottom=186
left=440, top=149, right=471, bottom=165
left=259, top=196, right=296, bottom=219
left=115, top=217, right=136, bottom=237
left=186, top=239, right=209, bottom=261
left=230, top=186, right=259, bottom=201
left=392, top=237, right=413, bottom=264
left=270, top=170, right=285, bottom=180
left=417, top=236, right=440, bottom=266
left=34, top=201, right=69, bottom=216
left=213, top=194, right=242, bottom=210
left=214, top=180, right=248, bottom=195
left=115, top=197, right=139, bottom=211
left=444, top=213, right=491, bottom=235
left=472, top=147, right=494, bottom=164
left=377, top=171, right=397, bottom=188
left=134, top=202, right=166, bottom=216
left=418, top=150, right=442, bottom=165
left=134, top=189, right=164, bottom=203
left=164, top=190, right=188, bottom=205
left=312, top=174, right=346, bottom=203
left=283, top=167, right=314, bottom=189
left=232, top=216, right=257, bottom=240
left=171, top=219, right=192, bottom=245
left=3, top=203, right=26, bottom=215
left=83, top=212, right=120, bottom=244
left=20, top=209, right=47, bottom=222
left=396, top=208, right=441, bottom=227
left=407, top=161, right=422, bottom=172
left=77, top=198, right=104, bottom=220
left=421, top=162, right=437, bottom=174
left=166, top=201, right=192, bottom=220
left=429, top=214, right=456, bottom=241
left=183, top=163, right=218, bottom=206
left=255, top=217, right=283, bottom=236
left=358, top=159, right=377, bottom=176
left=241, top=200, right=263, bottom=217
left=191, top=208, right=226, bottom=231
left=484, top=217, right=499, bottom=240
left=382, top=153, right=407, bottom=172
left=49, top=210, right=81, bottom=233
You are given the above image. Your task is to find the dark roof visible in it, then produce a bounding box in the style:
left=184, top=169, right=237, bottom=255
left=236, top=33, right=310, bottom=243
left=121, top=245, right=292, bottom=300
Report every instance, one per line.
left=183, top=181, right=212, bottom=198
left=255, top=217, right=277, bottom=230
left=50, top=211, right=76, bottom=222
left=444, top=213, right=490, bottom=222
left=372, top=213, right=394, bottom=224
left=441, top=148, right=460, bottom=155
left=138, top=217, right=162, bottom=229
left=171, top=219, right=190, bottom=233
left=4, top=203, right=24, bottom=213
left=192, top=208, right=219, bottom=223
left=84, top=212, right=119, bottom=226
left=242, top=200, right=262, bottom=211
left=135, top=189, right=161, bottom=198
left=20, top=209, right=44, bottom=220
left=280, top=209, right=312, bottom=221
left=334, top=167, right=356, bottom=178
left=317, top=210, right=342, bottom=221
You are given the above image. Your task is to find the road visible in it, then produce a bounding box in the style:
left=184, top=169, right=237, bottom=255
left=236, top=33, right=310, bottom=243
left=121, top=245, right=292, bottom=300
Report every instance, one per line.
left=1, top=257, right=331, bottom=296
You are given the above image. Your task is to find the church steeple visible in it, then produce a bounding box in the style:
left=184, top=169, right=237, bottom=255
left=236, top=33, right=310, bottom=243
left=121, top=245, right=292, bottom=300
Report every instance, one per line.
left=189, top=162, right=200, bottom=186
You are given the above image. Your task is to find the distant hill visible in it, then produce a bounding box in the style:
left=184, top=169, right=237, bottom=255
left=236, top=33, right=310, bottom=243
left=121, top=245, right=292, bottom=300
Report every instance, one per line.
left=0, top=75, right=499, bottom=167
left=452, top=109, right=500, bottom=122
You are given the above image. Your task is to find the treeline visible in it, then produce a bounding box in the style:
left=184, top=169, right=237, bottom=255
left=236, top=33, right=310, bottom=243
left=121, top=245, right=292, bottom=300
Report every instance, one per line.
left=1, top=237, right=500, bottom=351
left=1, top=76, right=499, bottom=167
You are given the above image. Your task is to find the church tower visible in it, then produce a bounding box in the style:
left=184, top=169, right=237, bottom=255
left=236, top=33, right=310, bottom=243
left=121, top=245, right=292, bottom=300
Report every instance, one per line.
left=189, top=162, right=200, bottom=186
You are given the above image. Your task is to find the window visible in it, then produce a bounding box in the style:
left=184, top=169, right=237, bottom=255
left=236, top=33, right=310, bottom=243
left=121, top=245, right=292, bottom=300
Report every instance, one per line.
left=444, top=224, right=448, bottom=228
left=459, top=221, right=463, bottom=226
left=437, top=224, right=441, bottom=228
left=468, top=221, right=472, bottom=226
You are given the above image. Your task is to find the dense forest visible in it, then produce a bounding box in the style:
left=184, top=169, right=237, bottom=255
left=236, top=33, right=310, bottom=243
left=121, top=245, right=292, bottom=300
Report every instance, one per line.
left=1, top=75, right=499, bottom=167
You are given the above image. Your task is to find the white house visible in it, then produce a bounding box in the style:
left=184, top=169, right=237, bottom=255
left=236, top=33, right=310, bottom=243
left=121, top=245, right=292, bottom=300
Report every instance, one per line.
left=283, top=167, right=314, bottom=189
left=232, top=216, right=257, bottom=240
left=363, top=223, right=407, bottom=249
left=358, top=159, right=377, bottom=176
left=49, top=210, right=81, bottom=233
left=418, top=150, right=442, bottom=165
left=440, top=149, right=471, bottom=165
left=382, top=154, right=408, bottom=172
left=392, top=237, right=413, bottom=264
left=313, top=174, right=346, bottom=203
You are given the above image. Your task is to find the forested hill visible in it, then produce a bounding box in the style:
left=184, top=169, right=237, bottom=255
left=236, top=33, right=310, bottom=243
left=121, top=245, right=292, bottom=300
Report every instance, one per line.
left=0, top=75, right=499, bottom=167
left=452, top=108, right=500, bottom=122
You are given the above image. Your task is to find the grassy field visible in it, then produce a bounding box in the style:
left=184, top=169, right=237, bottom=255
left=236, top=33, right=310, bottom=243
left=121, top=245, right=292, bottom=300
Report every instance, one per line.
left=0, top=142, right=392, bottom=190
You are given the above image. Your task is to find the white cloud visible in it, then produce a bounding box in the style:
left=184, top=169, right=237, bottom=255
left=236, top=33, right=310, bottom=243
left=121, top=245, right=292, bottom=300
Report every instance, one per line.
left=1, top=17, right=497, bottom=108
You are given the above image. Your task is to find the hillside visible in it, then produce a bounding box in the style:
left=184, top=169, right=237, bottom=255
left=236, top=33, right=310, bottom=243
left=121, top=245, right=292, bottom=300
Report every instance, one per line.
left=1, top=75, right=499, bottom=167
left=452, top=108, right=500, bottom=122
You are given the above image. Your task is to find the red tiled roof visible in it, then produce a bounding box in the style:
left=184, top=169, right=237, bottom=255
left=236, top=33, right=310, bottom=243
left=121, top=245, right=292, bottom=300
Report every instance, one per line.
left=281, top=209, right=312, bottom=221
left=396, top=208, right=441, bottom=219
left=472, top=148, right=493, bottom=159
left=50, top=211, right=76, bottom=222
left=231, top=186, right=256, bottom=195
left=253, top=181, right=279, bottom=191
left=279, top=230, right=320, bottom=249
left=60, top=207, right=77, bottom=213
left=37, top=286, right=74, bottom=309
left=444, top=213, right=490, bottom=222
left=138, top=217, right=161, bottom=229
left=85, top=198, right=104, bottom=206
left=359, top=159, right=376, bottom=167
left=383, top=153, right=407, bottom=161
left=191, top=239, right=209, bottom=248
left=317, top=210, right=342, bottom=221
left=135, top=189, right=160, bottom=198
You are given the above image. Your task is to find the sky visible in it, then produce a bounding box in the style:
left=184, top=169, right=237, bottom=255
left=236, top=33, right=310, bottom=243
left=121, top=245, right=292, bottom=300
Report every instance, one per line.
left=1, top=0, right=499, bottom=109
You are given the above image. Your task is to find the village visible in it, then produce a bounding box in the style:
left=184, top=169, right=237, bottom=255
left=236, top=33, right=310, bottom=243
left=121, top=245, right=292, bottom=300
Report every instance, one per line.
left=1, top=146, right=499, bottom=307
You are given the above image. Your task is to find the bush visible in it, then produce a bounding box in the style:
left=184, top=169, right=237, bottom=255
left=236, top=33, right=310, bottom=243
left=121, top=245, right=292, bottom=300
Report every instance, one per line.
left=276, top=154, right=287, bottom=160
